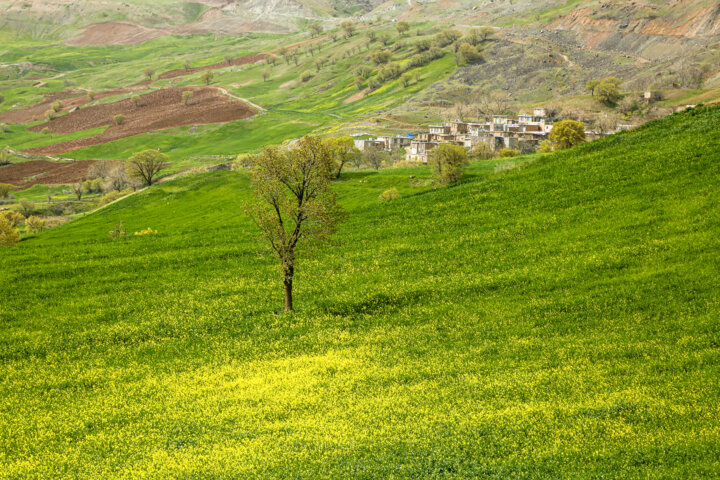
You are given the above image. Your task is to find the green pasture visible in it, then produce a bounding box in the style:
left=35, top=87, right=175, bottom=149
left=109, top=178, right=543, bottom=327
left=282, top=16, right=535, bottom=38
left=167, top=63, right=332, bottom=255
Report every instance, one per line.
left=1, top=106, right=718, bottom=478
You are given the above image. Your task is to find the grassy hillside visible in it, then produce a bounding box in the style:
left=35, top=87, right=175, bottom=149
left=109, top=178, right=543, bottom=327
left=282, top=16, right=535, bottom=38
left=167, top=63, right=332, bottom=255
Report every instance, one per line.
left=1, top=106, right=719, bottom=477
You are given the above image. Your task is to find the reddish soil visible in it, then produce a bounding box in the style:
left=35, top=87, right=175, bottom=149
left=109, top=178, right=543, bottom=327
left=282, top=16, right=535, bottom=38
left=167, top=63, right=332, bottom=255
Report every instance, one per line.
left=0, top=87, right=143, bottom=124
left=0, top=160, right=97, bottom=187
left=25, top=87, right=257, bottom=155
left=158, top=53, right=267, bottom=80
left=66, top=22, right=165, bottom=47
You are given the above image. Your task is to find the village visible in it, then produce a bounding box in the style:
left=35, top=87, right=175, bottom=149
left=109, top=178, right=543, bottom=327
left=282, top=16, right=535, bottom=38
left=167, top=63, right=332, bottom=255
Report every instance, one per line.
left=353, top=107, right=630, bottom=163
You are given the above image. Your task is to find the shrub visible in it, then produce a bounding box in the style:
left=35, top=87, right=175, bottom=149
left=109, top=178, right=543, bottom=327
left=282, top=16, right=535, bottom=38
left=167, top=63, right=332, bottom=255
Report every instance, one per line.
left=354, top=77, right=364, bottom=90
left=301, top=71, right=313, bottom=82
left=429, top=143, right=469, bottom=185
left=18, top=198, right=35, bottom=216
left=1, top=210, right=23, bottom=227
left=0, top=216, right=19, bottom=246
left=399, top=73, right=411, bottom=88
left=597, top=77, right=622, bottom=106
left=25, top=215, right=46, bottom=233
left=379, top=187, right=401, bottom=202
left=87, top=90, right=96, bottom=101
left=0, top=123, right=8, bottom=134
left=131, top=94, right=141, bottom=107
left=201, top=71, right=214, bottom=85
left=355, top=65, right=373, bottom=79
left=143, top=67, right=155, bottom=80
left=414, top=39, right=431, bottom=52
left=549, top=120, right=586, bottom=150
left=497, top=147, right=521, bottom=158
left=99, top=190, right=122, bottom=205
left=377, top=62, right=401, bottom=83
left=44, top=109, right=55, bottom=121
left=41, top=127, right=50, bottom=134
left=182, top=90, right=194, bottom=106
left=538, top=140, right=553, bottom=153
left=113, top=114, right=125, bottom=126
left=134, top=227, right=157, bottom=236
left=0, top=183, right=12, bottom=198
left=370, top=50, right=391, bottom=65
left=456, top=43, right=483, bottom=65
left=432, top=30, right=461, bottom=48
left=368, top=78, right=380, bottom=91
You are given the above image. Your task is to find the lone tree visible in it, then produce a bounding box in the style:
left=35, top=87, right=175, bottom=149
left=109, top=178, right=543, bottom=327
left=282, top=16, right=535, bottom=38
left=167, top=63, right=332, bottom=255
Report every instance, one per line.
left=429, top=143, right=469, bottom=185
left=127, top=149, right=168, bottom=186
left=309, top=22, right=323, bottom=37
left=72, top=183, right=83, bottom=200
left=246, top=136, right=343, bottom=312
left=597, top=77, right=622, bottom=106
left=113, top=114, right=125, bottom=126
left=396, top=21, right=409, bottom=36
left=549, top=120, right=586, bottom=150
left=341, top=20, right=356, bottom=38
left=143, top=67, right=155, bottom=81
left=324, top=136, right=360, bottom=178
left=182, top=90, right=194, bottom=106
left=201, top=71, right=214, bottom=85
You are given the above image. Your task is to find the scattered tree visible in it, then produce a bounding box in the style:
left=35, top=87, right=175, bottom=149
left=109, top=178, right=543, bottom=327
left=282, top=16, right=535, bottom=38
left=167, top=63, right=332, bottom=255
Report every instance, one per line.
left=363, top=144, right=385, bottom=169
left=324, top=136, right=360, bottom=178
left=184, top=60, right=192, bottom=71
left=549, top=120, right=586, bottom=150
left=0, top=93, right=4, bottom=104
left=0, top=149, right=10, bottom=166
left=143, top=67, right=155, bottom=81
left=127, top=149, right=169, bottom=186
left=262, top=70, right=270, bottom=82
left=182, top=90, right=194, bottom=106
left=379, top=33, right=392, bottom=46
left=245, top=136, right=343, bottom=312
left=301, top=71, right=313, bottom=82
left=370, top=49, right=391, bottom=65
left=44, top=109, right=55, bottom=121
left=72, top=183, right=83, bottom=200
left=399, top=73, right=412, bottom=88
left=131, top=94, right=141, bottom=107
left=224, top=54, right=234, bottom=65
left=367, top=30, right=377, bottom=42
left=396, top=21, right=409, bottom=36
left=354, top=77, right=364, bottom=90
left=429, top=143, right=469, bottom=185
left=309, top=22, right=323, bottom=37
left=87, top=90, right=96, bottom=101
left=201, top=71, right=214, bottom=85
left=368, top=78, right=380, bottom=91
left=341, top=21, right=356, bottom=38
left=113, top=114, right=125, bottom=126
left=414, top=39, right=431, bottom=52
left=18, top=198, right=35, bottom=217
left=52, top=101, right=63, bottom=112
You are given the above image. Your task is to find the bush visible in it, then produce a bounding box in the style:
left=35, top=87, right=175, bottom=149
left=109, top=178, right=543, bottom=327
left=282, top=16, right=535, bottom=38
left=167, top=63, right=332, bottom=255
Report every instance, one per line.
left=41, top=127, right=50, bottom=134
left=377, top=62, right=401, bottom=83
left=44, top=109, right=55, bottom=121
left=301, top=71, right=313, bottom=82
left=0, top=216, right=19, bottom=246
left=201, top=71, right=214, bottom=85
left=113, top=114, right=125, bottom=126
left=549, top=120, right=586, bottom=150
left=407, top=48, right=444, bottom=68
left=355, top=66, right=373, bottom=79
left=370, top=50, right=391, bottom=65
left=497, top=147, right=521, bottom=157
left=432, top=30, right=461, bottom=48
left=0, top=183, right=12, bottom=198
left=134, top=227, right=157, bottom=236
left=456, top=43, right=483, bottom=65
left=1, top=211, right=24, bottom=227
left=597, top=77, right=622, bottom=106
left=368, top=78, right=380, bottom=91
left=414, top=39, right=430, bottom=52
left=87, top=90, right=96, bottom=101
left=429, top=143, right=469, bottom=185
left=109, top=222, right=127, bottom=239
left=25, top=215, right=46, bottom=234
left=379, top=188, right=401, bottom=202
left=399, top=73, right=412, bottom=88
left=131, top=94, right=141, bottom=107
left=538, top=140, right=553, bottom=153
left=52, top=101, right=63, bottom=112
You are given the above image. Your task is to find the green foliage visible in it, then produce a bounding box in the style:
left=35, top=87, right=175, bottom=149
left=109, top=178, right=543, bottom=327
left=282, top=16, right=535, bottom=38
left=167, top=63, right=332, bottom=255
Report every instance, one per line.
left=182, top=90, right=194, bottom=106
left=113, top=114, right=126, bottom=126
left=131, top=94, right=141, bottom=107
left=0, top=93, right=4, bottom=104
left=201, top=71, right=214, bottom=85
left=378, top=187, right=400, bottom=202
left=143, top=67, right=155, bottom=80
left=246, top=136, right=342, bottom=311
left=301, top=70, right=313, bottom=83
left=597, top=77, right=622, bottom=106
left=127, top=149, right=169, bottom=186
left=586, top=79, right=600, bottom=95
left=0, top=216, right=19, bottom=246
left=429, top=143, right=469, bottom=185
left=456, top=43, right=483, bottom=65
left=25, top=215, right=46, bottom=234
left=0, top=182, right=12, bottom=197
left=340, top=20, right=355, bottom=38
left=399, top=73, right=411, bottom=88
left=432, top=29, right=461, bottom=48
left=324, top=136, right=360, bottom=178
left=414, top=39, right=431, bottom=52
left=370, top=50, right=391, bottom=65
left=550, top=120, right=586, bottom=150
left=538, top=139, right=553, bottom=153
left=396, top=21, right=410, bottom=36
left=1, top=210, right=24, bottom=228
left=497, top=147, right=521, bottom=157
left=376, top=62, right=401, bottom=83
left=87, top=90, right=96, bottom=101
left=309, top=22, right=323, bottom=37
left=17, top=197, right=34, bottom=216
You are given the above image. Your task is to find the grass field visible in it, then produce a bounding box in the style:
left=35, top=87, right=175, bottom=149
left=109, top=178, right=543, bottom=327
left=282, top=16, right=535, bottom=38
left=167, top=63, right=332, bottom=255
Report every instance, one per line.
left=1, top=106, right=718, bottom=477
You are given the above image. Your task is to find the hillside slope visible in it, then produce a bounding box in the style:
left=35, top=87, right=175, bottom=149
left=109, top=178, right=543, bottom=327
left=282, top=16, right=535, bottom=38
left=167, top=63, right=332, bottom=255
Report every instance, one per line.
left=1, top=107, right=719, bottom=477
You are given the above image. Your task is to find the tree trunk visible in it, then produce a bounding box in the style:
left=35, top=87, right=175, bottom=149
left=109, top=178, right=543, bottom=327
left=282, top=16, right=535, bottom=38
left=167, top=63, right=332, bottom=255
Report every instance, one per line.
left=284, top=276, right=293, bottom=312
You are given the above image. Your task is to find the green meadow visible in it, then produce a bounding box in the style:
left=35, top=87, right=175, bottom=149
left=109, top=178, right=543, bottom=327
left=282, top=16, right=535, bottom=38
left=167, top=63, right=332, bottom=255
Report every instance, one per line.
left=1, top=106, right=719, bottom=477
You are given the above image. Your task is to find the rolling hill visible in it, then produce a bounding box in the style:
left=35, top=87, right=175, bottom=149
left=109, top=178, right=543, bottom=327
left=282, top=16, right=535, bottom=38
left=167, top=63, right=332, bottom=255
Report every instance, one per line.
left=1, top=106, right=718, bottom=477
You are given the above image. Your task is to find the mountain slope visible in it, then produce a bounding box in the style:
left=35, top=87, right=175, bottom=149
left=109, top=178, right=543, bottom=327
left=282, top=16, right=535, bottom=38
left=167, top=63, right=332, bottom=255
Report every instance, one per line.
left=1, top=106, right=719, bottom=477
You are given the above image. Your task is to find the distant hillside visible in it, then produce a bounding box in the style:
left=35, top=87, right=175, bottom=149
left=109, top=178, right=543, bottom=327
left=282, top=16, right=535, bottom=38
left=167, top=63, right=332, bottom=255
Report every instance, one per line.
left=2, top=105, right=719, bottom=477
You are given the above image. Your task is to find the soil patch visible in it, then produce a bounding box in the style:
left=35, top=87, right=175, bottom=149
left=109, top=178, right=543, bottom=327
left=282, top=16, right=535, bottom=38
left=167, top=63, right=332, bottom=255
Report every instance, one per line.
left=25, top=87, right=257, bottom=155
left=344, top=88, right=367, bottom=104
left=67, top=22, right=165, bottom=47
left=158, top=53, right=267, bottom=80
left=0, top=87, right=143, bottom=124
left=0, top=160, right=97, bottom=187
